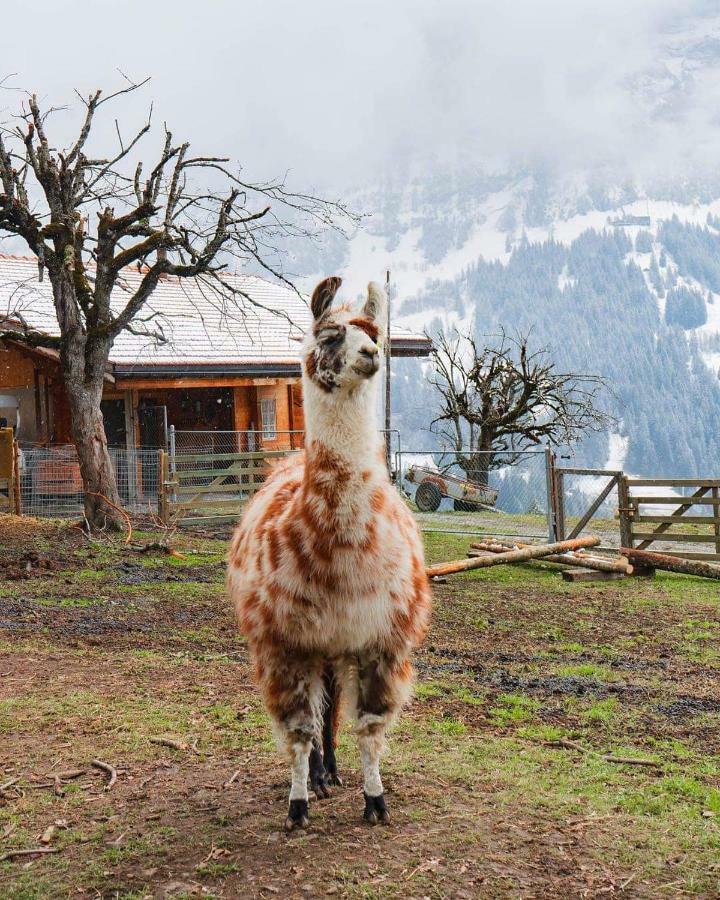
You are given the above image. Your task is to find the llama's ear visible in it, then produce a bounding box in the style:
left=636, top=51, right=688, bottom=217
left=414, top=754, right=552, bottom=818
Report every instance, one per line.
left=311, top=276, right=342, bottom=321
left=362, top=282, right=387, bottom=323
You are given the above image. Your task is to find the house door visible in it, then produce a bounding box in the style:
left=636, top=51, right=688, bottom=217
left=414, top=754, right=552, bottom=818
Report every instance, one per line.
left=101, top=399, right=126, bottom=447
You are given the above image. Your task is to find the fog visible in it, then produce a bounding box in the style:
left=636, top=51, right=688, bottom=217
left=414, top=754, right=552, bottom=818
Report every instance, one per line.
left=2, top=0, right=719, bottom=191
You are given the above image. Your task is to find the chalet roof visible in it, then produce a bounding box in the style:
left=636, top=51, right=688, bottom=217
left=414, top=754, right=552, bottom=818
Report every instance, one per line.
left=0, top=255, right=431, bottom=378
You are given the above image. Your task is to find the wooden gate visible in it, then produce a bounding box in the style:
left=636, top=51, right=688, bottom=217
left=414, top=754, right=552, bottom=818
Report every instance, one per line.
left=159, top=448, right=294, bottom=526
left=0, top=428, right=19, bottom=515
left=619, top=477, right=720, bottom=561
left=553, top=466, right=622, bottom=541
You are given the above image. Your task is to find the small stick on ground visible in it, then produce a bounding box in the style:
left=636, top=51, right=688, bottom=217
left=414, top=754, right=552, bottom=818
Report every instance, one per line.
left=601, top=755, right=662, bottom=768
left=0, top=777, right=21, bottom=799
left=223, top=767, right=244, bottom=789
left=91, top=759, right=117, bottom=790
left=49, top=769, right=85, bottom=780
left=149, top=736, right=189, bottom=752
left=0, top=847, right=59, bottom=862
left=547, top=738, right=589, bottom=754
left=546, top=739, right=660, bottom=768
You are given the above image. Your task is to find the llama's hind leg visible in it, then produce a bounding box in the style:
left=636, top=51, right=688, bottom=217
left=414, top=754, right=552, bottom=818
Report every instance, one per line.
left=353, top=649, right=413, bottom=825
left=309, top=665, right=342, bottom=798
left=257, top=651, right=324, bottom=831
left=322, top=664, right=343, bottom=786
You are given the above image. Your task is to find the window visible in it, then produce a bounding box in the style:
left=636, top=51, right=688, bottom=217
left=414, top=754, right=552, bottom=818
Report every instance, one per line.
left=259, top=398, right=277, bottom=441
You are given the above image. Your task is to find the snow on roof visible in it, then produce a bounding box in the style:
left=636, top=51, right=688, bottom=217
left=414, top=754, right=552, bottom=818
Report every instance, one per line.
left=0, top=255, right=430, bottom=373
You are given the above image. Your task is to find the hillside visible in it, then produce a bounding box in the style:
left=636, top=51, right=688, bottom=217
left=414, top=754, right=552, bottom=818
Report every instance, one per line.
left=285, top=7, right=720, bottom=476
left=298, top=183, right=720, bottom=476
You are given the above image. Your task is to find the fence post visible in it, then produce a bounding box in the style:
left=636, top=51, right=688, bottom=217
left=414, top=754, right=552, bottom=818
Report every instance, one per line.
left=544, top=447, right=558, bottom=542
left=168, top=425, right=177, bottom=475
left=617, top=474, right=633, bottom=549
left=12, top=439, right=21, bottom=515
left=158, top=449, right=168, bottom=524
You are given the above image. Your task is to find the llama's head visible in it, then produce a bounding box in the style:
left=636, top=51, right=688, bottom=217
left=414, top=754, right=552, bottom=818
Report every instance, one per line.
left=302, top=276, right=387, bottom=394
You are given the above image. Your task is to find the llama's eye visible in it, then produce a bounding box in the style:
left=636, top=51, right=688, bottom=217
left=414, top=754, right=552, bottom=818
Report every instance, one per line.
left=320, top=332, right=343, bottom=348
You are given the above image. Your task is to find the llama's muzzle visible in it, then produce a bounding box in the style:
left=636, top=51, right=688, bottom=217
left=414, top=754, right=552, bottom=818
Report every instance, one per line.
left=354, top=347, right=380, bottom=377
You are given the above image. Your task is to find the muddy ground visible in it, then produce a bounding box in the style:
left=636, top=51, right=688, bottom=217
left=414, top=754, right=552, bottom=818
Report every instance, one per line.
left=0, top=519, right=718, bottom=899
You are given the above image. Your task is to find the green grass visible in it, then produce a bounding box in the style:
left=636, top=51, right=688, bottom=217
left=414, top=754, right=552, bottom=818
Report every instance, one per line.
left=488, top=693, right=541, bottom=726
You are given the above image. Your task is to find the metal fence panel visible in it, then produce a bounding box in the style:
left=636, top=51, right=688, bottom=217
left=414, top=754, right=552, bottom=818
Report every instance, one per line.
left=18, top=445, right=160, bottom=519
left=396, top=449, right=552, bottom=540
left=554, top=467, right=622, bottom=547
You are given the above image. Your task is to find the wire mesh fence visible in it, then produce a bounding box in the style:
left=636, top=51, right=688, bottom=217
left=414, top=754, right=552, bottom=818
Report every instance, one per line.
left=170, top=428, right=403, bottom=458
left=396, top=449, right=553, bottom=540
left=18, top=445, right=160, bottom=519
left=171, top=428, right=305, bottom=454
left=14, top=437, right=556, bottom=543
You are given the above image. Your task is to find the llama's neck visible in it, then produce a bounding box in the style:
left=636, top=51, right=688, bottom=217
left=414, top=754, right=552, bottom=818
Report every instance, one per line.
left=302, top=378, right=385, bottom=472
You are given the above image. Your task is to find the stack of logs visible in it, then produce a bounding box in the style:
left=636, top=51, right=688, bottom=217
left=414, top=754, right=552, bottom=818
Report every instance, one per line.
left=425, top=535, right=627, bottom=582
left=426, top=536, right=720, bottom=581
left=468, top=539, right=633, bottom=582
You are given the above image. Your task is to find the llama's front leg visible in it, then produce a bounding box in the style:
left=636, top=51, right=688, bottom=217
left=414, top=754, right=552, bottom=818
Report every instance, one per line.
left=355, top=649, right=413, bottom=825
left=257, top=651, right=323, bottom=831
left=286, top=734, right=313, bottom=830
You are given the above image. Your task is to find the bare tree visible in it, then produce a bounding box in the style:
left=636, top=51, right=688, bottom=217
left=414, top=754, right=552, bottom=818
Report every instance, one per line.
left=0, top=78, right=355, bottom=526
left=429, top=329, right=614, bottom=484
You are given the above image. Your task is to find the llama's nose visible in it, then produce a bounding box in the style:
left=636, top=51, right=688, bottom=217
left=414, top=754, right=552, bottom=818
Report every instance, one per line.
left=358, top=346, right=380, bottom=374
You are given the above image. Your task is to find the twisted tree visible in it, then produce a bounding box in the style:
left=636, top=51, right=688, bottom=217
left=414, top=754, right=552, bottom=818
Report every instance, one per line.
left=429, top=329, right=614, bottom=484
left=0, top=78, right=354, bottom=526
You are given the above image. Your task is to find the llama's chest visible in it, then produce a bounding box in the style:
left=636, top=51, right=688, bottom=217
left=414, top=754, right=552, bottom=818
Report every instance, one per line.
left=230, top=478, right=427, bottom=653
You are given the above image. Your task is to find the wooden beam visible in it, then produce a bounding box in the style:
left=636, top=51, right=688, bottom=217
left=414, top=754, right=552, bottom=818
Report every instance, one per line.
left=630, top=532, right=718, bottom=543
left=632, top=495, right=720, bottom=506
left=561, top=568, right=626, bottom=582
left=114, top=375, right=300, bottom=391
left=627, top=478, right=720, bottom=487
left=633, top=514, right=720, bottom=524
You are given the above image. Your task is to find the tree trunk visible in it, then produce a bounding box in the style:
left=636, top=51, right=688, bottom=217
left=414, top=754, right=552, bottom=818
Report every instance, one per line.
left=65, top=378, right=124, bottom=529
left=460, top=445, right=492, bottom=486
left=54, top=269, right=124, bottom=531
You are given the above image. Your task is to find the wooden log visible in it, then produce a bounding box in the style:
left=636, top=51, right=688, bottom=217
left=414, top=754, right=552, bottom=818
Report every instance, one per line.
left=561, top=568, right=625, bottom=582
left=620, top=547, right=720, bottom=581
left=470, top=541, right=632, bottom=574
left=427, top=536, right=600, bottom=578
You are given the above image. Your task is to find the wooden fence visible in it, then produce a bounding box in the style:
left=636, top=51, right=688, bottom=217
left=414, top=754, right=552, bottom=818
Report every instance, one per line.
left=619, top=477, right=720, bottom=561
left=159, top=448, right=294, bottom=526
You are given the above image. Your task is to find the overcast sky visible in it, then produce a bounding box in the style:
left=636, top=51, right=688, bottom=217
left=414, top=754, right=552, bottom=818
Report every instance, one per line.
left=2, top=0, right=719, bottom=193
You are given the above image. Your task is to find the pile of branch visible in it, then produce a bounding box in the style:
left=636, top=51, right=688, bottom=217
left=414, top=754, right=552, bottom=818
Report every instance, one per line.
left=426, top=536, right=602, bottom=578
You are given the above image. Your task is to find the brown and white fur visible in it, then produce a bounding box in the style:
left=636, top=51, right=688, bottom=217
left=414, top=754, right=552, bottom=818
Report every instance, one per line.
left=227, top=277, right=431, bottom=830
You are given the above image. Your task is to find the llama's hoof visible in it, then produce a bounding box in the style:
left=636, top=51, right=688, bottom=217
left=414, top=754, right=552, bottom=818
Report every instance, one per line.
left=363, top=793, right=390, bottom=825
left=285, top=799, right=309, bottom=832
left=310, top=770, right=332, bottom=799
left=327, top=770, right=343, bottom=787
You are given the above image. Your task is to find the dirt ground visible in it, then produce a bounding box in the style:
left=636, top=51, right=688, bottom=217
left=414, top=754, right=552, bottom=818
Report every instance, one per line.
left=0, top=518, right=719, bottom=899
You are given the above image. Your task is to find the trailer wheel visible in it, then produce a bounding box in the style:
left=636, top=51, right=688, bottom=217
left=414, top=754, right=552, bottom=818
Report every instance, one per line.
left=415, top=481, right=442, bottom=512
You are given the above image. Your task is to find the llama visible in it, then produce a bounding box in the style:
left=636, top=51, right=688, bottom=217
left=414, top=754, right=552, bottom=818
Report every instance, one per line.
left=227, top=276, right=431, bottom=831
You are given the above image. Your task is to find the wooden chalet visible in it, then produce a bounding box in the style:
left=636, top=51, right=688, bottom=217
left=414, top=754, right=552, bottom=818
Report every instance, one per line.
left=0, top=255, right=431, bottom=453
